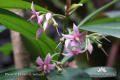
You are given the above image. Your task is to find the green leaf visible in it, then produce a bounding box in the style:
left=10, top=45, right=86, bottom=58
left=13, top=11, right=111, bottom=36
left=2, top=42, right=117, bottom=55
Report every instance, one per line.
left=85, top=16, right=120, bottom=25
left=78, top=0, right=119, bottom=27
left=0, top=25, right=6, bottom=33
left=0, top=8, right=58, bottom=60
left=79, top=0, right=88, bottom=4
left=80, top=21, right=120, bottom=38
left=0, top=68, right=36, bottom=80
left=0, top=68, right=92, bottom=80
left=0, top=43, right=12, bottom=56
left=0, top=0, right=49, bottom=12
left=84, top=67, right=116, bottom=77
left=47, top=68, right=92, bottom=80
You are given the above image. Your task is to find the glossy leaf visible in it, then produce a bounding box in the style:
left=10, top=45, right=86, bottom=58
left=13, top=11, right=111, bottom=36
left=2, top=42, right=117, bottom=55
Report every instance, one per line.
left=84, top=67, right=116, bottom=77
left=0, top=0, right=49, bottom=12
left=47, top=68, right=92, bottom=80
left=0, top=8, right=58, bottom=60
left=78, top=0, right=119, bottom=27
left=0, top=43, right=12, bottom=56
left=80, top=21, right=120, bottom=38
left=85, top=16, right=120, bottom=25
left=0, top=68, right=92, bottom=80
left=0, top=68, right=36, bottom=80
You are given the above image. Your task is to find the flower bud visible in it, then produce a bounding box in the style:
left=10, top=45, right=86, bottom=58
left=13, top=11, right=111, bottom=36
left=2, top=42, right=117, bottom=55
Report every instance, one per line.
left=58, top=68, right=62, bottom=73
left=87, top=45, right=93, bottom=54
left=38, top=15, right=44, bottom=23
left=98, top=44, right=102, bottom=48
left=93, top=36, right=97, bottom=40
left=53, top=23, right=58, bottom=27
left=60, top=37, right=64, bottom=42
left=46, top=13, right=52, bottom=21
left=36, top=28, right=42, bottom=40
left=43, top=21, right=49, bottom=31
left=57, top=62, right=61, bottom=66
left=98, top=34, right=102, bottom=37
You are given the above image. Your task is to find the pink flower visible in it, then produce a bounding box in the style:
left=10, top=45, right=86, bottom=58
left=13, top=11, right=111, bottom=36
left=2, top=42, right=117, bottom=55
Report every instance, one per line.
left=46, top=13, right=52, bottom=21
left=36, top=53, right=55, bottom=73
left=36, top=28, right=42, bottom=40
left=62, top=23, right=87, bottom=46
left=38, top=15, right=44, bottom=23
left=62, top=46, right=86, bottom=56
left=30, top=1, right=39, bottom=23
left=43, top=21, right=49, bottom=31
left=65, top=39, right=71, bottom=48
left=87, top=45, right=93, bottom=54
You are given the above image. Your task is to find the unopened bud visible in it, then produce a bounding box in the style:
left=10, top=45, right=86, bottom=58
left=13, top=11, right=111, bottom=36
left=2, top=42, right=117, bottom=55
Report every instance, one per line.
left=98, top=34, right=102, bottom=37
left=98, top=44, right=102, bottom=48
left=57, top=62, right=61, bottom=66
left=60, top=37, right=64, bottom=42
left=53, top=23, right=58, bottom=27
left=58, top=68, right=62, bottom=73
left=93, top=36, right=97, bottom=40
left=65, top=6, right=67, bottom=11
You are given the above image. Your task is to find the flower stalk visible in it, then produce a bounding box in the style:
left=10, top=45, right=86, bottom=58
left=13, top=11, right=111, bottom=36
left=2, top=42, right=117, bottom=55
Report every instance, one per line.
left=58, top=0, right=70, bottom=61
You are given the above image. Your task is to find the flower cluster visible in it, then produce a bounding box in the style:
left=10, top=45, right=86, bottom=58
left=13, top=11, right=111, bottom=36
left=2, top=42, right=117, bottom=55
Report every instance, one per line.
left=29, top=2, right=59, bottom=40
left=62, top=23, right=87, bottom=56
left=30, top=1, right=110, bottom=74
left=85, top=33, right=110, bottom=56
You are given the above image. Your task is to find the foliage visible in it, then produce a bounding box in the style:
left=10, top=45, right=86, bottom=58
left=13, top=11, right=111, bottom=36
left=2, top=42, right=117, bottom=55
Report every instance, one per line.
left=0, top=0, right=119, bottom=80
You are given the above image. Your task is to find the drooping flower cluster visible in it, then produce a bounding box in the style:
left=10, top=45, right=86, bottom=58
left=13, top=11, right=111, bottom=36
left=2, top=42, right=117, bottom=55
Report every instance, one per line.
left=62, top=23, right=87, bottom=56
left=29, top=2, right=59, bottom=40
left=36, top=53, right=55, bottom=73
left=85, top=33, right=110, bottom=56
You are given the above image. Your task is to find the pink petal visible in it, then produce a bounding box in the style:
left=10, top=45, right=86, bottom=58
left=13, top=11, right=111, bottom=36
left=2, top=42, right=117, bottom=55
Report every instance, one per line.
left=44, top=69, right=50, bottom=73
left=62, top=52, right=72, bottom=56
left=48, top=63, right=55, bottom=69
left=71, top=40, right=77, bottom=46
left=79, top=38, right=84, bottom=44
left=36, top=66, right=43, bottom=71
left=31, top=1, right=36, bottom=13
left=43, top=21, right=49, bottom=31
left=62, top=34, right=74, bottom=40
left=36, top=28, right=42, bottom=40
left=80, top=31, right=87, bottom=38
left=36, top=15, right=39, bottom=23
left=73, top=23, right=79, bottom=35
left=65, top=46, right=71, bottom=52
left=78, top=49, right=86, bottom=54
left=76, top=46, right=80, bottom=51
left=87, top=45, right=93, bottom=54
left=65, top=39, right=71, bottom=48
left=38, top=23, right=43, bottom=27
left=38, top=15, right=44, bottom=23
left=46, top=13, right=52, bottom=21
left=36, top=56, right=44, bottom=65
left=44, top=53, right=51, bottom=64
